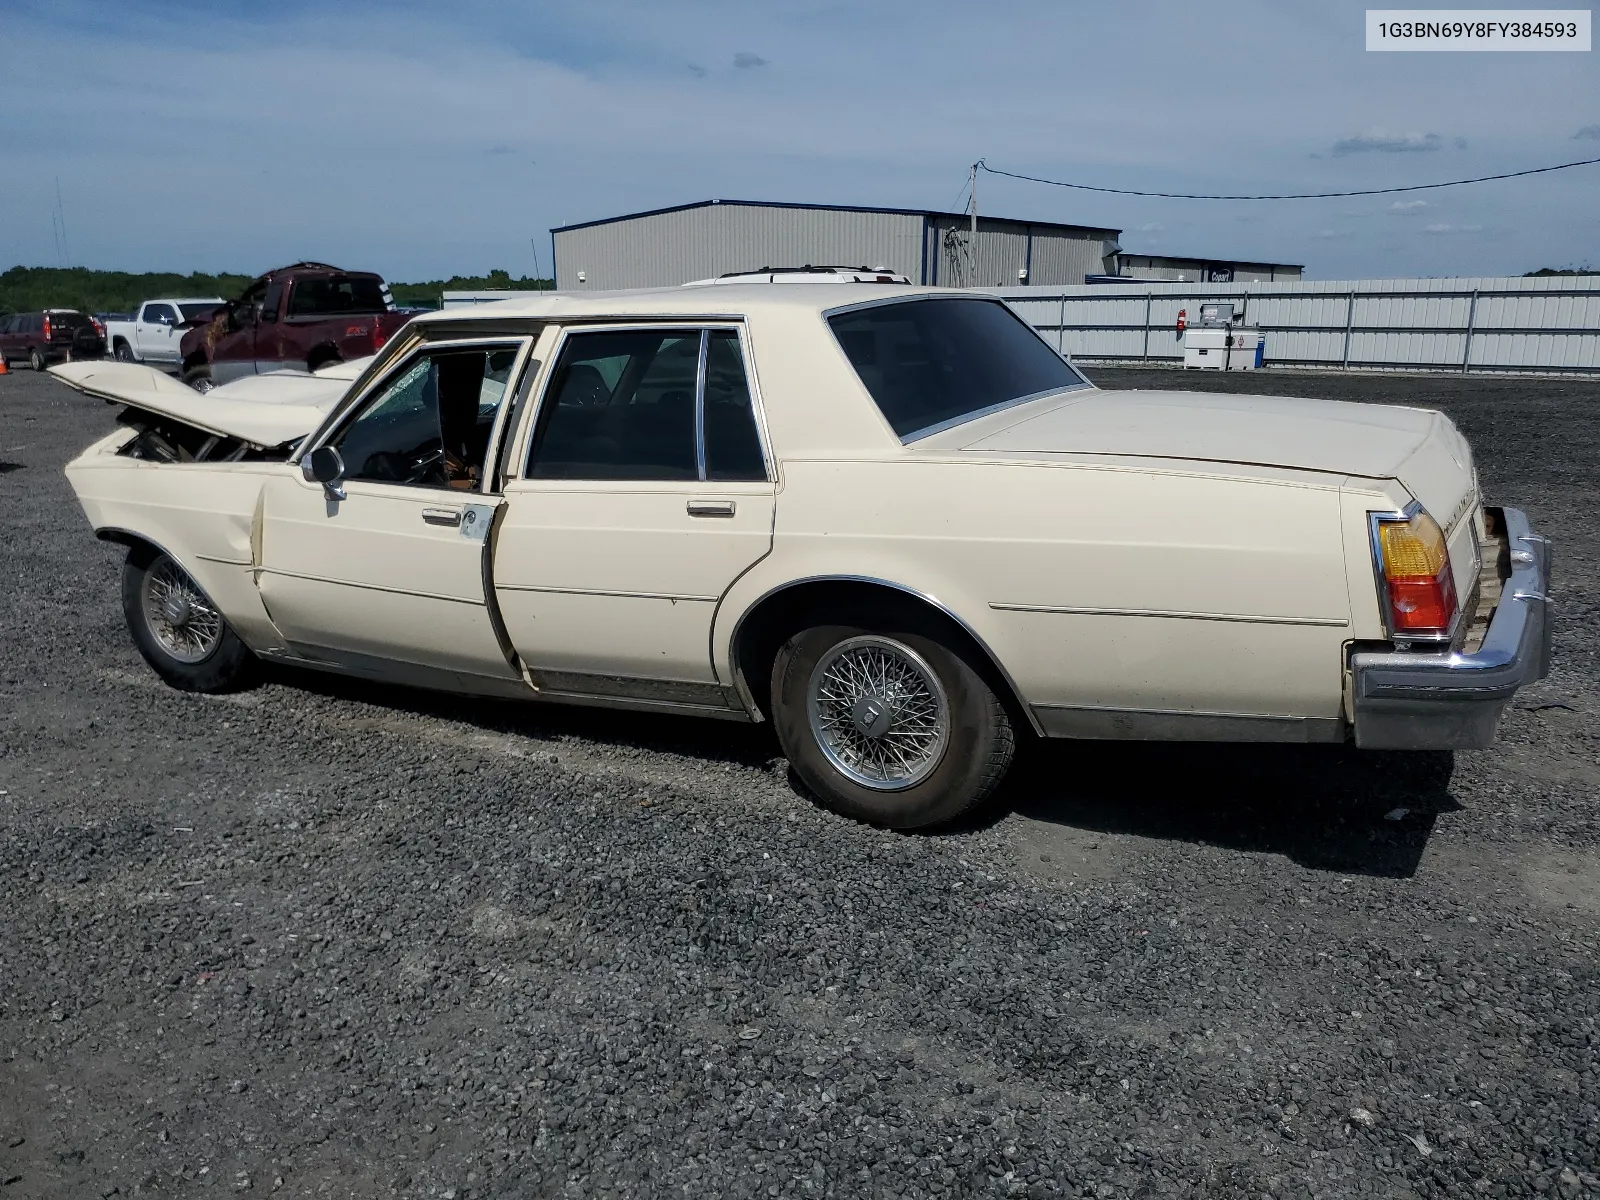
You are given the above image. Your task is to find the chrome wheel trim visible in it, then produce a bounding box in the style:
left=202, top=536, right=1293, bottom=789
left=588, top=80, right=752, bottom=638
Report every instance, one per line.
left=140, top=556, right=223, bottom=664
left=805, top=635, right=950, bottom=792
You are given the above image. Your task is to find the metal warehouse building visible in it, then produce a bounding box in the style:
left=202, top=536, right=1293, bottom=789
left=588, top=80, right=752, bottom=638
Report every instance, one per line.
left=551, top=199, right=1122, bottom=291
left=1110, top=253, right=1303, bottom=284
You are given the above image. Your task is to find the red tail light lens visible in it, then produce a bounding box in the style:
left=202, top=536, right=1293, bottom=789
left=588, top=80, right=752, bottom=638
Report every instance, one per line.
left=41, top=316, right=52, bottom=340
left=91, top=317, right=105, bottom=337
left=373, top=322, right=388, bottom=350
left=1373, top=508, right=1458, bottom=637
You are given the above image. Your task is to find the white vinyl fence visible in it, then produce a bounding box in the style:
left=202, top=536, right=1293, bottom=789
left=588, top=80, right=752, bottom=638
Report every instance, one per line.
left=986, top=276, right=1600, bottom=374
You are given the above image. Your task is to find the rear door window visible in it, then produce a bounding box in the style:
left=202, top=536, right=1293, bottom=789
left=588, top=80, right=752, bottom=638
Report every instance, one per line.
left=287, top=276, right=389, bottom=316
left=526, top=329, right=700, bottom=480
left=827, top=297, right=1087, bottom=441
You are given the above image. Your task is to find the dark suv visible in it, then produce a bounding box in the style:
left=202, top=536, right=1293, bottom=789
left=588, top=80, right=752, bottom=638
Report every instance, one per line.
left=0, top=310, right=106, bottom=371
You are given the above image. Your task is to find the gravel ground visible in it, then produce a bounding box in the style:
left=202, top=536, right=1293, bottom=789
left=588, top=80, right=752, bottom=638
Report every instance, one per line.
left=0, top=364, right=1595, bottom=1199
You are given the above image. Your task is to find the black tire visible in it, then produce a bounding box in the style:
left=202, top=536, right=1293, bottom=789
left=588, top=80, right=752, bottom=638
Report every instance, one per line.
left=771, top=622, right=1014, bottom=829
left=307, top=353, right=342, bottom=374
left=121, top=545, right=255, bottom=692
left=29, top=348, right=45, bottom=372
left=114, top=341, right=137, bottom=363
left=184, top=364, right=214, bottom=394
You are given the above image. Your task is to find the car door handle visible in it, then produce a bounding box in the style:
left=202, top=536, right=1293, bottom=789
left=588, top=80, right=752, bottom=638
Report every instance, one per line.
left=686, top=500, right=736, bottom=518
left=422, top=507, right=462, bottom=527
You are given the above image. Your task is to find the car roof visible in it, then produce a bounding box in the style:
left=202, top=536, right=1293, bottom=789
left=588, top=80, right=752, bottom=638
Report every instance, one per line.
left=416, top=283, right=982, bottom=327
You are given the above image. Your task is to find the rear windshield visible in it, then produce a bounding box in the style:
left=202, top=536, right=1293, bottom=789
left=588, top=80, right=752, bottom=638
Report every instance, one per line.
left=828, top=298, right=1086, bottom=440
left=45, top=310, right=93, bottom=329
left=287, top=276, right=389, bottom=316
left=178, top=302, right=220, bottom=320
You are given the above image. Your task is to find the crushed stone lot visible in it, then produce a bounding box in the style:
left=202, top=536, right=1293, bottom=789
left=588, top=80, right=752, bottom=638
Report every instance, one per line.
left=0, top=363, right=1596, bottom=1199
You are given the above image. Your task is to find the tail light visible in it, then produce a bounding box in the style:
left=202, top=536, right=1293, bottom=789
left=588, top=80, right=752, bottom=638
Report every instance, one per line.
left=91, top=317, right=105, bottom=338
left=373, top=322, right=388, bottom=350
left=1372, top=506, right=1458, bottom=639
left=41, top=316, right=52, bottom=341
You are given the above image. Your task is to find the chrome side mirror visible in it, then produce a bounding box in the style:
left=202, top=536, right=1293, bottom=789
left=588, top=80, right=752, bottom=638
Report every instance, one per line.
left=302, top=445, right=346, bottom=500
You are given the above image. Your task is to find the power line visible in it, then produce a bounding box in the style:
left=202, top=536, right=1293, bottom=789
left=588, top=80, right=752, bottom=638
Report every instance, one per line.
left=974, top=155, right=1600, bottom=200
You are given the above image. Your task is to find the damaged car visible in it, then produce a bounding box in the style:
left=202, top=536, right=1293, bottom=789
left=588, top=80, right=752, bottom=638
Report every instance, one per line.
left=54, top=285, right=1552, bottom=829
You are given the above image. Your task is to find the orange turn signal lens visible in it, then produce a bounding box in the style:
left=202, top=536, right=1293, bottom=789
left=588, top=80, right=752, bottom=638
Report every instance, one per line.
left=1374, top=509, right=1458, bottom=637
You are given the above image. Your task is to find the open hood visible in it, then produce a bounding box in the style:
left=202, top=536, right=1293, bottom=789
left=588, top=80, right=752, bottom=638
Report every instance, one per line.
left=49, top=362, right=348, bottom=448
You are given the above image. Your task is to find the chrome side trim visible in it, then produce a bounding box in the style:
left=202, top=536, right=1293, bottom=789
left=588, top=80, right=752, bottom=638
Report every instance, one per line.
left=1033, top=703, right=1345, bottom=744
left=725, top=574, right=1046, bottom=736
left=1351, top=506, right=1552, bottom=750
left=254, top=566, right=485, bottom=606
left=193, top=552, right=253, bottom=566
left=496, top=583, right=719, bottom=603
left=990, top=602, right=1348, bottom=628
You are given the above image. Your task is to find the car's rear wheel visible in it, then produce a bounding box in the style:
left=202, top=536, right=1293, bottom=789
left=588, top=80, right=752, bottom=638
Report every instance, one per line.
left=122, top=545, right=255, bottom=692
left=28, top=348, right=45, bottom=372
left=771, top=624, right=1014, bottom=829
left=184, top=365, right=214, bottom=393
left=114, top=341, right=136, bottom=363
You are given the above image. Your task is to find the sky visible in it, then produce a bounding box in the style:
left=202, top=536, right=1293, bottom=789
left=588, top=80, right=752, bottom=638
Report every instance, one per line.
left=1, top=0, right=1597, bottom=282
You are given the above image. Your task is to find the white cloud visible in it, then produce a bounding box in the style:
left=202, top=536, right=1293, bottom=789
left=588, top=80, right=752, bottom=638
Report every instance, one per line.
left=1422, top=223, right=1484, bottom=235
left=1313, top=229, right=1352, bottom=239
left=1332, top=130, right=1443, bottom=155
left=1389, top=199, right=1430, bottom=214
left=1135, top=222, right=1165, bottom=232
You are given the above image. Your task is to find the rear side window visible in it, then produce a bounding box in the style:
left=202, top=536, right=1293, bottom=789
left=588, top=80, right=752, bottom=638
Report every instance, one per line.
left=827, top=298, right=1086, bottom=440
left=178, top=302, right=218, bottom=322
left=527, top=327, right=768, bottom=482
left=287, top=276, right=388, bottom=316
left=527, top=329, right=700, bottom=480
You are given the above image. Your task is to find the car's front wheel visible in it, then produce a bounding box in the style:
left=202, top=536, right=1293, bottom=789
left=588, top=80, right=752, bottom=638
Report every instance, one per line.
left=121, top=545, right=255, bottom=692
left=771, top=624, right=1014, bottom=829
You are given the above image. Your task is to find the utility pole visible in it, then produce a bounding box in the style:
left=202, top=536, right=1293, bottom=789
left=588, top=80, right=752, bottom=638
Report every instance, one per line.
left=968, top=161, right=978, bottom=286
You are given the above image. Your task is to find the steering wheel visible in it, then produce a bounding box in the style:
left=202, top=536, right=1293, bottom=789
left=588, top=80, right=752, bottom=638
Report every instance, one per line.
left=404, top=446, right=444, bottom=484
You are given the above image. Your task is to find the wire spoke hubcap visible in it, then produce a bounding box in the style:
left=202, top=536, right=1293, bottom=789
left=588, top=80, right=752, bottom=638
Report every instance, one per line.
left=806, top=636, right=950, bottom=791
left=141, top=557, right=223, bottom=664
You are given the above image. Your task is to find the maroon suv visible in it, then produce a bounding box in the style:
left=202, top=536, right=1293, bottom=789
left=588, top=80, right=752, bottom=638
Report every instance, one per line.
left=179, top=262, right=413, bottom=392
left=0, top=310, right=106, bottom=371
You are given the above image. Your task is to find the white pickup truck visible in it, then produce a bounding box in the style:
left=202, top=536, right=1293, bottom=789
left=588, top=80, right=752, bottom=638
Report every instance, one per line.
left=104, top=299, right=224, bottom=367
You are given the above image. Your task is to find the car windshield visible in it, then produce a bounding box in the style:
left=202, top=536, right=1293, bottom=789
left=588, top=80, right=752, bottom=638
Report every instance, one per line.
left=828, top=297, right=1087, bottom=440
left=178, top=303, right=220, bottom=320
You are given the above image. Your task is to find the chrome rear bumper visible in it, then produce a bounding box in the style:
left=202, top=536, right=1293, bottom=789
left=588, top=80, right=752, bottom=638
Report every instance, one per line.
left=1351, top=507, right=1551, bottom=750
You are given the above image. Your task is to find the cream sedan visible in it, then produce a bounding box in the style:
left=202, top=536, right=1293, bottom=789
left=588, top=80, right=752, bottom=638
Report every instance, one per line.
left=55, top=285, right=1552, bottom=828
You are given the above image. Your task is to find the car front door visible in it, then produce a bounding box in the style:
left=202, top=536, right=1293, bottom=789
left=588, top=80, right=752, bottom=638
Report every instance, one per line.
left=256, top=337, right=534, bottom=682
left=137, top=303, right=178, bottom=362
left=493, top=324, right=776, bottom=698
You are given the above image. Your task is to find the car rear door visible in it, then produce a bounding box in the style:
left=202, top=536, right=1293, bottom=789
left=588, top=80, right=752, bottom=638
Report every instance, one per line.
left=256, top=337, right=534, bottom=682
left=492, top=323, right=776, bottom=699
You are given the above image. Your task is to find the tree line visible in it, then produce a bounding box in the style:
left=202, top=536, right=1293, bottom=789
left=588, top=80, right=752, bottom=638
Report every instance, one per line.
left=0, top=266, right=553, bottom=316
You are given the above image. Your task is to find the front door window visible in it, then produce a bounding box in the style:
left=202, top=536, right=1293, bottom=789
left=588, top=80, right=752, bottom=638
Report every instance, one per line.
left=333, top=346, right=520, bottom=491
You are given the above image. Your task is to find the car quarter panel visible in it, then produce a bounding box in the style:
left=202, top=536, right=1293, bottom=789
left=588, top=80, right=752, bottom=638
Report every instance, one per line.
left=714, top=457, right=1355, bottom=725
left=63, top=446, right=290, bottom=653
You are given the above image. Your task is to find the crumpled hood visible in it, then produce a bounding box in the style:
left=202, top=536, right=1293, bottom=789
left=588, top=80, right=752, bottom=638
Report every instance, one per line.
left=48, top=361, right=349, bottom=448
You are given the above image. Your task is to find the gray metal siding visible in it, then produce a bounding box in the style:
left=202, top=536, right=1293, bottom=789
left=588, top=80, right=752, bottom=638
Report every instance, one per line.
left=555, top=204, right=924, bottom=289
left=925, top=217, right=1113, bottom=288
left=986, top=276, right=1600, bottom=373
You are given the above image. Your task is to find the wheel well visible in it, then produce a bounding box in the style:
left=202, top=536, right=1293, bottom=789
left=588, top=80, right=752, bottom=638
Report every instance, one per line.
left=111, top=335, right=130, bottom=349
left=181, top=352, right=209, bottom=374
left=731, top=579, right=1034, bottom=731
left=307, top=346, right=341, bottom=371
